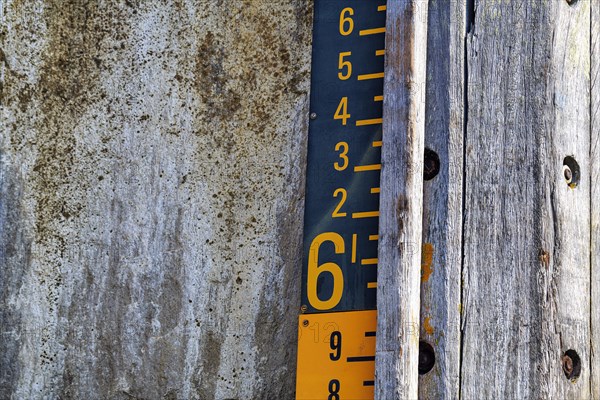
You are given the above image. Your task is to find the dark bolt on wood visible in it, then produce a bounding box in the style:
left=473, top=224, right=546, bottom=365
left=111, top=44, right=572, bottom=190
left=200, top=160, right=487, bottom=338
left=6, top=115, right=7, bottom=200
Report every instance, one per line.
left=563, top=156, right=580, bottom=189
left=418, top=341, right=436, bottom=375
left=562, top=350, right=582, bottom=382
left=423, top=148, right=440, bottom=181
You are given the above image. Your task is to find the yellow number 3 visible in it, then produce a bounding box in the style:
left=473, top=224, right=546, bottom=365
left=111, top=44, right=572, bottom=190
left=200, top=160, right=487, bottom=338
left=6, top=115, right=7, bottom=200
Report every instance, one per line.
left=334, top=142, right=349, bottom=171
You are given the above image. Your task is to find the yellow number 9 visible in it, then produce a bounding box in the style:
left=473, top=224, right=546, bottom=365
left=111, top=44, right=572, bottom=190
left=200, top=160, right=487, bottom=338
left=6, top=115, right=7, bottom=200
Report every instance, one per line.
left=339, top=8, right=354, bottom=36
left=307, top=232, right=345, bottom=310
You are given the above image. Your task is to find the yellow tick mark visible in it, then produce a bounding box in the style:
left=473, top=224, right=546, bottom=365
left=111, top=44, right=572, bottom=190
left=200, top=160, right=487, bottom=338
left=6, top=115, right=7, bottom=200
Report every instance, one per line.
left=352, top=211, right=379, bottom=219
left=356, top=118, right=383, bottom=127
left=352, top=234, right=357, bottom=264
left=360, top=27, right=386, bottom=36
left=358, top=72, right=384, bottom=81
left=354, top=164, right=381, bottom=172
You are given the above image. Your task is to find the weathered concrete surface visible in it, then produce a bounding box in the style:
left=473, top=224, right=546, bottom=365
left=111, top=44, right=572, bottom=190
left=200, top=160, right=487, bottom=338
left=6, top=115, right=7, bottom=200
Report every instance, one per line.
left=0, top=1, right=313, bottom=398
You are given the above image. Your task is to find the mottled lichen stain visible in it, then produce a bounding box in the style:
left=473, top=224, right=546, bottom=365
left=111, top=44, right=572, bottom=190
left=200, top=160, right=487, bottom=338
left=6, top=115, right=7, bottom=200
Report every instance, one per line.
left=189, top=1, right=312, bottom=398
left=2, top=0, right=313, bottom=398
left=421, top=243, right=434, bottom=282
left=423, top=316, right=434, bottom=336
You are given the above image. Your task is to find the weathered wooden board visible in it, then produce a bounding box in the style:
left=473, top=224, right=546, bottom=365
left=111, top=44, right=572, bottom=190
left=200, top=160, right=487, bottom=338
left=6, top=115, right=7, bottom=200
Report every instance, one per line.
left=591, top=0, right=600, bottom=398
left=462, top=0, right=591, bottom=398
left=0, top=1, right=313, bottom=398
left=375, top=0, right=428, bottom=398
left=418, top=0, right=465, bottom=398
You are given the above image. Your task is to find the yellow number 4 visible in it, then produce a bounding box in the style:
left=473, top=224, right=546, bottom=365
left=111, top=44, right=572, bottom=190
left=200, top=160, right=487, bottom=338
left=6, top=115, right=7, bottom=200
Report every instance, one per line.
left=334, top=97, right=350, bottom=126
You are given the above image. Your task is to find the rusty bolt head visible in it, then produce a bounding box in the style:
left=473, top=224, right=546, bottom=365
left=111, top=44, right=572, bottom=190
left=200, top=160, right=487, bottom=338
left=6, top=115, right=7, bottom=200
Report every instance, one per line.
left=562, top=354, right=573, bottom=375
left=562, top=349, right=581, bottom=381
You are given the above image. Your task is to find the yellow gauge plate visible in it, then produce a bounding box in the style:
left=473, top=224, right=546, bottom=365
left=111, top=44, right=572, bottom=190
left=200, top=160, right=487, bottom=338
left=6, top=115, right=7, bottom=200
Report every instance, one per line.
left=296, top=310, right=377, bottom=400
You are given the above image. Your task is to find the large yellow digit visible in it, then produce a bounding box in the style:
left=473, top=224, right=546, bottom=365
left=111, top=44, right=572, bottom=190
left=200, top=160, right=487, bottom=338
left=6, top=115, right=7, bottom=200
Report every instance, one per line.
left=339, top=7, right=354, bottom=36
left=307, top=232, right=345, bottom=310
left=334, top=97, right=350, bottom=125
left=332, top=188, right=347, bottom=217
left=334, top=142, right=349, bottom=171
left=338, top=52, right=352, bottom=80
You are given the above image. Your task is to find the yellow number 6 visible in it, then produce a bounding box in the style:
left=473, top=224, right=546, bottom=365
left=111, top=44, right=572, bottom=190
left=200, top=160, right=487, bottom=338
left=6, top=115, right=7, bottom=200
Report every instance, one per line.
left=339, top=8, right=354, bottom=36
left=307, top=233, right=345, bottom=310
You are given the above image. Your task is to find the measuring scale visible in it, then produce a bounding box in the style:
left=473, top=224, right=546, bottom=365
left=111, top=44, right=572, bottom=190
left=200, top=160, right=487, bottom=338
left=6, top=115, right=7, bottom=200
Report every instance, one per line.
left=296, top=1, right=386, bottom=399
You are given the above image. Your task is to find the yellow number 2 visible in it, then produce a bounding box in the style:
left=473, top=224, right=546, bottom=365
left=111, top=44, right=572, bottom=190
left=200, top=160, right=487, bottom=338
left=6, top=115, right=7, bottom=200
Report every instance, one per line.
left=307, top=232, right=345, bottom=310
left=332, top=188, right=347, bottom=218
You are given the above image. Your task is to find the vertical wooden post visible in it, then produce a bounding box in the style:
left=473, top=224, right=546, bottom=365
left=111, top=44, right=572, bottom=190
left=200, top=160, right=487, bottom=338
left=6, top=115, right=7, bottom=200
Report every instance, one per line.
left=461, top=0, right=591, bottom=398
left=418, top=0, right=465, bottom=398
left=376, top=0, right=428, bottom=398
left=591, top=0, right=599, bottom=397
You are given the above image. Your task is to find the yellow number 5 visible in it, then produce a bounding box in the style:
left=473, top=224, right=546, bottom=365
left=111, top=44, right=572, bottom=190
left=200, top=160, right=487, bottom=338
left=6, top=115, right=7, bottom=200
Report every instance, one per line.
left=338, top=52, right=352, bottom=80
left=307, top=232, right=345, bottom=310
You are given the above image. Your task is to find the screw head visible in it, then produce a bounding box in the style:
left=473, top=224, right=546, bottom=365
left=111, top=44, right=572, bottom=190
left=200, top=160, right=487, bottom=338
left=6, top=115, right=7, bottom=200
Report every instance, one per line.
left=418, top=341, right=435, bottom=375
left=423, top=148, right=440, bottom=181
left=562, top=349, right=581, bottom=381
left=300, top=305, right=307, bottom=313
left=302, top=319, right=309, bottom=327
left=310, top=112, right=317, bottom=120
left=563, top=156, right=580, bottom=189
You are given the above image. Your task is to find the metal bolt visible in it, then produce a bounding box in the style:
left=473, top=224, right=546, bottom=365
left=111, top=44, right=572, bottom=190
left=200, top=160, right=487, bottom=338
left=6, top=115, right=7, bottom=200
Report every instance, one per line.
left=563, top=156, right=580, bottom=189
left=563, top=165, right=572, bottom=183
left=562, top=355, right=573, bottom=376
left=310, top=112, right=317, bottom=120
left=302, top=319, right=309, bottom=327
left=562, top=349, right=581, bottom=381
left=423, top=148, right=440, bottom=181
left=418, top=341, right=435, bottom=375
left=300, top=304, right=307, bottom=313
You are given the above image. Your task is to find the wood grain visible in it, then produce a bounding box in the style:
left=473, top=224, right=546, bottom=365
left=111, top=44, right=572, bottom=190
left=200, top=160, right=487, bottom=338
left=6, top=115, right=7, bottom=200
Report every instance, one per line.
left=591, top=0, right=600, bottom=397
left=375, top=0, right=428, bottom=398
left=461, top=0, right=591, bottom=398
left=418, top=0, right=465, bottom=398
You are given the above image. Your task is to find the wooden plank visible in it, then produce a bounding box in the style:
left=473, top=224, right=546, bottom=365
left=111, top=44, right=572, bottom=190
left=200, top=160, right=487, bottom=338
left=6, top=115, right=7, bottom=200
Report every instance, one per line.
left=418, top=0, right=465, bottom=398
left=591, top=0, right=600, bottom=398
left=375, top=0, right=428, bottom=398
left=461, top=1, right=591, bottom=398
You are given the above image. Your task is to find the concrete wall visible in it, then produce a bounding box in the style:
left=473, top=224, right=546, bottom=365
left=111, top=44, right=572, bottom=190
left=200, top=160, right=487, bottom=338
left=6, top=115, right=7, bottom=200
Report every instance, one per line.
left=0, top=1, right=313, bottom=398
